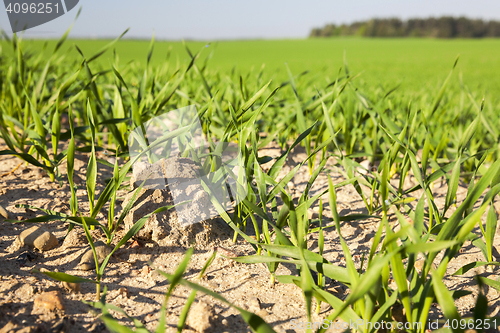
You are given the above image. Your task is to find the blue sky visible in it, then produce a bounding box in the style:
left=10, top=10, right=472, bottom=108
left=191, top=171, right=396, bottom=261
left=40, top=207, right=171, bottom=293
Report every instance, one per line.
left=2, top=0, right=500, bottom=40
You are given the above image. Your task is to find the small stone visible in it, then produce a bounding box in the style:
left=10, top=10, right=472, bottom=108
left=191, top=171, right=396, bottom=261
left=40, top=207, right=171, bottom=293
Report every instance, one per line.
left=130, top=240, right=143, bottom=249
left=187, top=301, right=214, bottom=332
left=221, top=318, right=228, bottom=326
left=63, top=229, right=86, bottom=248
left=118, top=287, right=129, bottom=298
left=19, top=226, right=58, bottom=251
left=359, top=160, right=371, bottom=175
left=15, top=284, right=34, bottom=301
left=414, top=259, right=425, bottom=273
left=142, top=266, right=152, bottom=276
left=78, top=241, right=112, bottom=271
left=62, top=281, right=81, bottom=293
left=0, top=204, right=9, bottom=219
left=388, top=279, right=398, bottom=290
left=32, top=290, right=65, bottom=314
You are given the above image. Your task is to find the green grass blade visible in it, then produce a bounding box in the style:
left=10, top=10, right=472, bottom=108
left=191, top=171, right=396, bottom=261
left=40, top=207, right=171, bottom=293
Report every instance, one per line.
left=32, top=269, right=96, bottom=284
left=443, top=157, right=461, bottom=216
left=485, top=205, right=498, bottom=262
left=86, top=103, right=97, bottom=213
left=431, top=270, right=463, bottom=333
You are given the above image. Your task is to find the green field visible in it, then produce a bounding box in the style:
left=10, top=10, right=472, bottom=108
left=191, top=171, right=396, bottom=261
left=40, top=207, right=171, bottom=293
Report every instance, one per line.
left=2, top=35, right=500, bottom=332
left=4, top=37, right=500, bottom=94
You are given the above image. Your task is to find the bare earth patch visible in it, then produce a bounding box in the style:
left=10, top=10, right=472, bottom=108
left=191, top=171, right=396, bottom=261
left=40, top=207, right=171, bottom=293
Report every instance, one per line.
left=1, top=143, right=500, bottom=332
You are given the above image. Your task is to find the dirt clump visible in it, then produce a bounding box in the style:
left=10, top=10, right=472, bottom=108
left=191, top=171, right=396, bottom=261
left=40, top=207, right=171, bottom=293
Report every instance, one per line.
left=78, top=241, right=112, bottom=271
left=187, top=301, right=215, bottom=332
left=124, top=156, right=232, bottom=248
left=62, top=281, right=81, bottom=293
left=18, top=226, right=58, bottom=251
left=32, top=290, right=65, bottom=314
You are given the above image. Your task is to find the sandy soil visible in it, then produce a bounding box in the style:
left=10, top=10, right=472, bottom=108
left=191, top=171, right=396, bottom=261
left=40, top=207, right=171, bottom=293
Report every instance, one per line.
left=1, top=143, right=500, bottom=333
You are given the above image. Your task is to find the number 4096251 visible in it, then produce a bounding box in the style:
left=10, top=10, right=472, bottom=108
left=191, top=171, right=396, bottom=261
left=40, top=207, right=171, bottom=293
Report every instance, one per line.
left=5, top=3, right=59, bottom=14
left=444, top=319, right=497, bottom=330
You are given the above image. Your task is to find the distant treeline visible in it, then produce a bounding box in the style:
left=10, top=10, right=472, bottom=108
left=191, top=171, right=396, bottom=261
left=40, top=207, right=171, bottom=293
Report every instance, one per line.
left=310, top=17, right=500, bottom=38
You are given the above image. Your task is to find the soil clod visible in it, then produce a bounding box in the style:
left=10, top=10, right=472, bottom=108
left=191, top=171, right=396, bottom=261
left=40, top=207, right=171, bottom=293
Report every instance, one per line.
left=32, top=290, right=65, bottom=314
left=14, top=284, right=34, bottom=301
left=62, top=281, right=81, bottom=293
left=18, top=226, right=58, bottom=251
left=124, top=157, right=232, bottom=248
left=187, top=301, right=215, bottom=333
left=78, top=241, right=112, bottom=271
